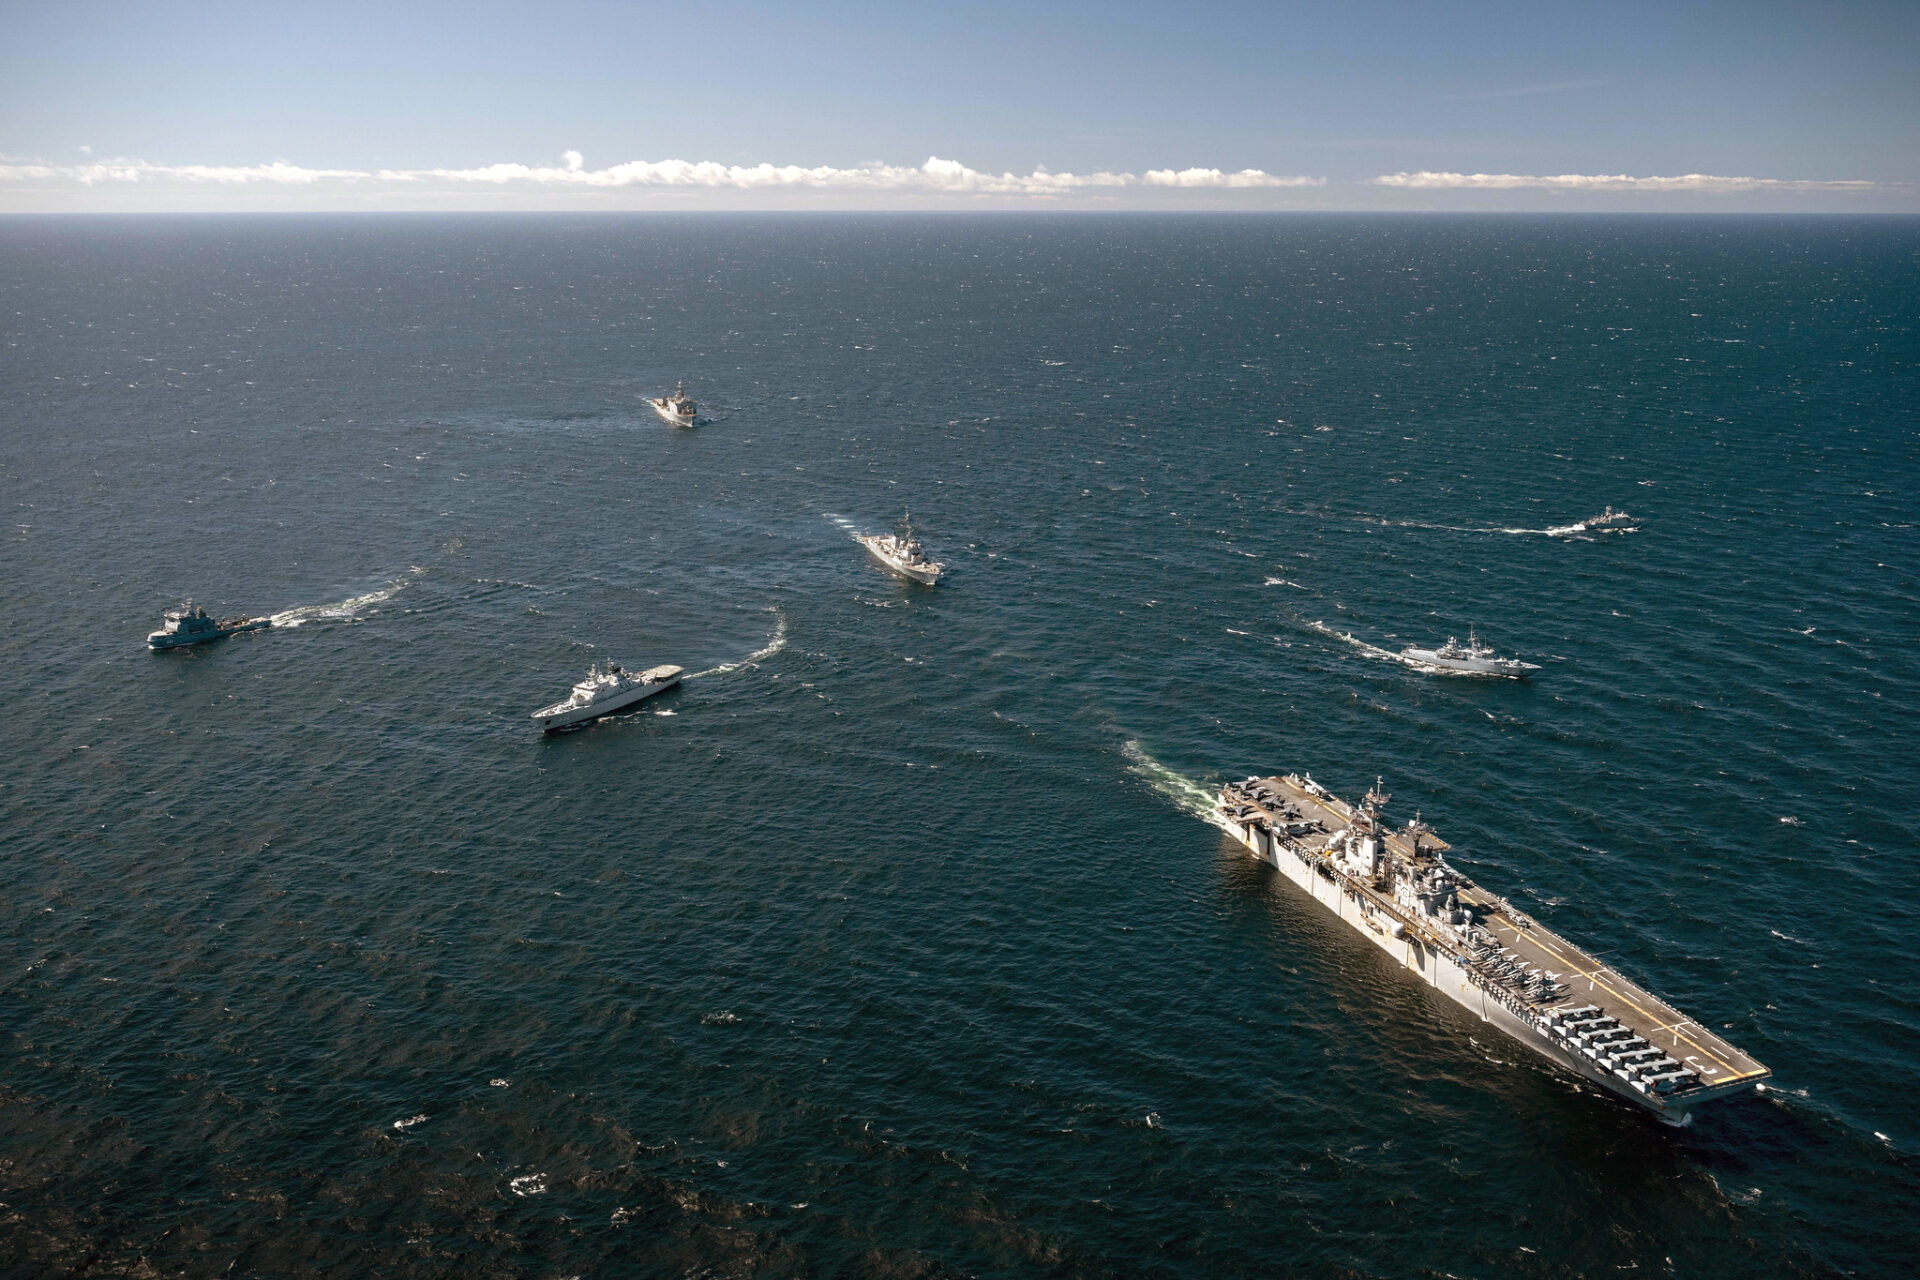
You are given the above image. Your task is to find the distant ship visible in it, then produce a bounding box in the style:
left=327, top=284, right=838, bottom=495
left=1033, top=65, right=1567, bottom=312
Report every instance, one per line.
left=1400, top=628, right=1540, bottom=677
left=1547, top=505, right=1638, bottom=538
left=532, top=660, right=683, bottom=731
left=858, top=511, right=944, bottom=584
left=148, top=602, right=272, bottom=650
left=648, top=382, right=697, bottom=427
left=1218, top=772, right=1769, bottom=1124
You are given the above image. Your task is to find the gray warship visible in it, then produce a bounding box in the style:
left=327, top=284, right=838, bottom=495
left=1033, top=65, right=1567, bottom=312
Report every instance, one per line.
left=648, top=382, right=697, bottom=427
left=148, top=602, right=273, bottom=650
left=1400, top=627, right=1540, bottom=677
left=858, top=510, right=944, bottom=584
left=1217, top=772, right=1768, bottom=1124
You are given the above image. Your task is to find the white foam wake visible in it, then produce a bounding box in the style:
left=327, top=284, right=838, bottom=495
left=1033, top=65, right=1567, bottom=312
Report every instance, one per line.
left=689, top=607, right=789, bottom=679
left=269, top=570, right=420, bottom=628
left=1122, top=740, right=1232, bottom=831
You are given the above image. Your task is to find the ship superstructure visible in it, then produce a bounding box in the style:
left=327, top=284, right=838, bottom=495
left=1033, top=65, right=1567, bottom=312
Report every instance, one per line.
left=1218, top=772, right=1768, bottom=1124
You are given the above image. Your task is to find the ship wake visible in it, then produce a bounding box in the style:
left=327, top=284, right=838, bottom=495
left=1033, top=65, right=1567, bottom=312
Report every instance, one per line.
left=270, top=570, right=422, bottom=628
left=824, top=512, right=869, bottom=541
left=689, top=606, right=789, bottom=679
left=1122, top=740, right=1233, bottom=832
left=1358, top=514, right=1640, bottom=540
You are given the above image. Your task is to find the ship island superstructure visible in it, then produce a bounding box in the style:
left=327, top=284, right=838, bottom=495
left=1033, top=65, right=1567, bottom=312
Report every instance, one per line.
left=1218, top=772, right=1768, bottom=1124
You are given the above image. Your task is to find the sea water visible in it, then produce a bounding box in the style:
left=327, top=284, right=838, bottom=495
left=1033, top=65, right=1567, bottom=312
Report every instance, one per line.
left=2, top=214, right=1915, bottom=1276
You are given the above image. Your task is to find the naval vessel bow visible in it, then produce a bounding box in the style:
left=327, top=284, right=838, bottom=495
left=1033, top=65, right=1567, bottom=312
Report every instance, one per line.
left=1219, top=772, right=1768, bottom=1124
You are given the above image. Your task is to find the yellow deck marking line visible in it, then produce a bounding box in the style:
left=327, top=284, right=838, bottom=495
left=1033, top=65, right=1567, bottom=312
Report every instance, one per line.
left=1493, top=913, right=1746, bottom=1077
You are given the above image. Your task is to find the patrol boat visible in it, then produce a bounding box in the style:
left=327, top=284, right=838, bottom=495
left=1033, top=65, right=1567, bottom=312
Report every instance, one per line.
left=532, top=660, right=683, bottom=731
left=1400, top=628, right=1540, bottom=677
left=148, top=602, right=273, bottom=650
left=1217, top=772, right=1769, bottom=1124
left=648, top=382, right=698, bottom=427
left=858, top=511, right=943, bottom=584
left=1547, top=505, right=1638, bottom=538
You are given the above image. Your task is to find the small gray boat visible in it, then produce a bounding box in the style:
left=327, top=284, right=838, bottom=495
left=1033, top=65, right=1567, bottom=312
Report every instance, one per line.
left=148, top=602, right=273, bottom=650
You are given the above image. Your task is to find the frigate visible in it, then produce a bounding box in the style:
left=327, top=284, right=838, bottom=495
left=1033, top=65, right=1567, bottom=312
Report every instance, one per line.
left=531, top=660, right=683, bottom=731
left=858, top=511, right=944, bottom=584
left=1217, top=772, right=1768, bottom=1124
left=1399, top=628, right=1540, bottom=677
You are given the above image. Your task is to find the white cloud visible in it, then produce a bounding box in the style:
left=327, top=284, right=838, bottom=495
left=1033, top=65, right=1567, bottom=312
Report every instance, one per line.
left=0, top=152, right=1324, bottom=195
left=0, top=157, right=374, bottom=185
left=385, top=154, right=1325, bottom=193
left=1372, top=170, right=1877, bottom=192
left=1143, top=167, right=1305, bottom=188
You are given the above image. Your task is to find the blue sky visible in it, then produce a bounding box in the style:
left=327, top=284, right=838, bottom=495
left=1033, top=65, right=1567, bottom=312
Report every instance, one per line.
left=2, top=0, right=1914, bottom=210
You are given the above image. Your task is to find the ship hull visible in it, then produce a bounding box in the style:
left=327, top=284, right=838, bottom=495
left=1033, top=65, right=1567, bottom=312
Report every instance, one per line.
left=1400, top=650, right=1538, bottom=677
left=536, top=673, right=680, bottom=731
left=650, top=401, right=696, bottom=427
left=1227, top=817, right=1726, bottom=1124
left=148, top=619, right=272, bottom=649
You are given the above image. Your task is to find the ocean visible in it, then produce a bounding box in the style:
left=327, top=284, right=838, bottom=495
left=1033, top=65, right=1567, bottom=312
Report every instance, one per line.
left=2, top=213, right=1915, bottom=1277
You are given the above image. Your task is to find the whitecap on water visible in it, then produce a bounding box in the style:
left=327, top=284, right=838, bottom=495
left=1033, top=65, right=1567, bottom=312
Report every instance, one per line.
left=392, top=1113, right=428, bottom=1130
left=509, top=1173, right=547, bottom=1196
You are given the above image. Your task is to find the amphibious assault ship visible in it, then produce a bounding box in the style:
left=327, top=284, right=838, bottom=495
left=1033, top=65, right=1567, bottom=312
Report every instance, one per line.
left=1218, top=773, right=1768, bottom=1124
